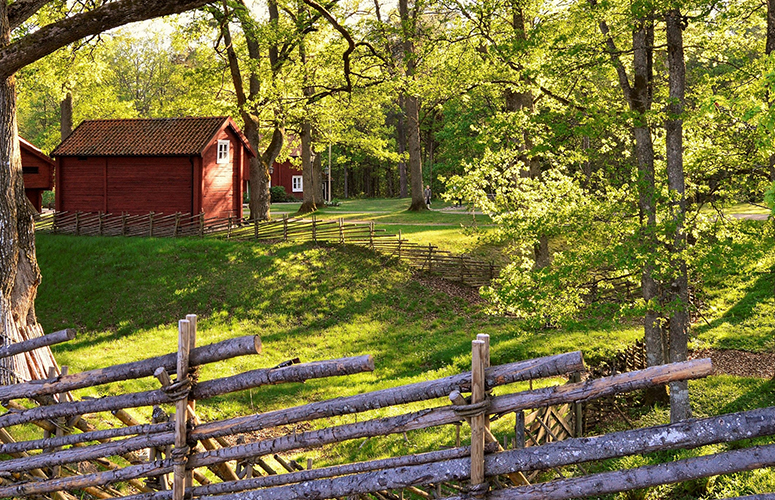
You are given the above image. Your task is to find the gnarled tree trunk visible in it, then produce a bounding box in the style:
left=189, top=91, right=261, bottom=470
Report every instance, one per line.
left=0, top=36, right=56, bottom=384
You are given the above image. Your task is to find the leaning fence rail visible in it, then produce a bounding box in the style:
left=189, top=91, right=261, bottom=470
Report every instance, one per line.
left=36, top=211, right=499, bottom=287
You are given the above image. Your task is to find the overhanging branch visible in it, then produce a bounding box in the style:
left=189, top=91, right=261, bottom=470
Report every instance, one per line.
left=0, top=0, right=212, bottom=79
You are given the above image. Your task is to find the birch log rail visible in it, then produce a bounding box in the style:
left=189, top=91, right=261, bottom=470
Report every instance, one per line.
left=0, top=355, right=376, bottom=429
left=0, top=334, right=262, bottom=401
left=0, top=352, right=577, bottom=454
left=0, top=328, right=75, bottom=360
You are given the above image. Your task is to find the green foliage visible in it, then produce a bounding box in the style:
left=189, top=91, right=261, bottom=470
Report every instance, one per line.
left=270, top=186, right=296, bottom=203
left=764, top=182, right=775, bottom=216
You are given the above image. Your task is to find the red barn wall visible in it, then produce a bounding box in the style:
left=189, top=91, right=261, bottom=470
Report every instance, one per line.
left=202, top=128, right=242, bottom=218
left=106, top=157, right=193, bottom=215
left=21, top=146, right=54, bottom=212
left=57, top=156, right=194, bottom=215
left=56, top=157, right=105, bottom=213
left=20, top=149, right=53, bottom=190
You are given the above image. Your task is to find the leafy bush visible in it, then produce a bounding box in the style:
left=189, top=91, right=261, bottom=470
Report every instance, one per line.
left=42, top=190, right=55, bottom=209
left=270, top=186, right=295, bottom=203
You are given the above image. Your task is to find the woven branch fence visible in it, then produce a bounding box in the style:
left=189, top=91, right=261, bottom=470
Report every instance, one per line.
left=35, top=211, right=499, bottom=288
left=0, top=316, right=772, bottom=500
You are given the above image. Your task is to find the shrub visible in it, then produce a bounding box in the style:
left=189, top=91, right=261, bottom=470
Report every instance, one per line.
left=42, top=190, right=55, bottom=209
left=271, top=186, right=294, bottom=203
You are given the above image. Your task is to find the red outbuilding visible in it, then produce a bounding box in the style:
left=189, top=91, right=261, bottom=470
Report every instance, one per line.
left=51, top=117, right=254, bottom=218
left=20, top=137, right=55, bottom=212
left=242, top=141, right=304, bottom=200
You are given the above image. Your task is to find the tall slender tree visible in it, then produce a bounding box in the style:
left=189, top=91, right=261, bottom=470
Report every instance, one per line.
left=398, top=0, right=428, bottom=211
left=591, top=0, right=667, bottom=403
left=665, top=6, right=690, bottom=422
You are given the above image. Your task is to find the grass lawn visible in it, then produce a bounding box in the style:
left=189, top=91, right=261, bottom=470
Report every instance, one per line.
left=263, top=198, right=498, bottom=256
left=27, top=209, right=775, bottom=497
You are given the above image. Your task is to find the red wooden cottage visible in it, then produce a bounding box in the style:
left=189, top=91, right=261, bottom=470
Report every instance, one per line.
left=51, top=117, right=254, bottom=218
left=20, top=137, right=55, bottom=212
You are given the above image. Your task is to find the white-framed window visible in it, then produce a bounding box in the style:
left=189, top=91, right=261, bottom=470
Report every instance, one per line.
left=292, top=175, right=303, bottom=192
left=217, top=140, right=230, bottom=164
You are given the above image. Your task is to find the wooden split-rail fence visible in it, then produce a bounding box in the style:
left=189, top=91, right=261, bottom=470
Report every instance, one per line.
left=0, top=316, right=774, bottom=499
left=35, top=211, right=499, bottom=288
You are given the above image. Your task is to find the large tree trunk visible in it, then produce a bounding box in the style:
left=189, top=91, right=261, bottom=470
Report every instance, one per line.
left=221, top=7, right=278, bottom=221
left=405, top=94, right=424, bottom=210
left=397, top=96, right=408, bottom=198
left=399, top=0, right=426, bottom=212
left=0, top=43, right=56, bottom=384
left=298, top=119, right=317, bottom=214
left=665, top=8, right=690, bottom=422
left=60, top=92, right=73, bottom=141
left=1, top=9, right=45, bottom=382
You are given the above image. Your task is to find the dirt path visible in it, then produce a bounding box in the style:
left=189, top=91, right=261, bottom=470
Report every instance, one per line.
left=690, top=349, right=775, bottom=379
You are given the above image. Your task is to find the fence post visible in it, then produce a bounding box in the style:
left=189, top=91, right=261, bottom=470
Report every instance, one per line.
left=470, top=339, right=487, bottom=496
left=477, top=333, right=491, bottom=436
left=122, top=212, right=127, bottom=236
left=75, top=211, right=81, bottom=235
left=174, top=213, right=180, bottom=238
left=339, top=218, right=344, bottom=244
left=98, top=212, right=104, bottom=236
left=398, top=230, right=402, bottom=260
left=514, top=410, right=525, bottom=449
left=428, top=243, right=434, bottom=273
left=149, top=212, right=155, bottom=237
left=172, top=319, right=192, bottom=500
left=369, top=222, right=374, bottom=249
left=254, top=217, right=259, bottom=240
left=570, top=371, right=583, bottom=437
left=312, top=215, right=317, bottom=243
left=283, top=214, right=288, bottom=241
left=460, top=256, right=465, bottom=283
left=199, top=212, right=205, bottom=237
left=489, top=262, right=495, bottom=281
left=228, top=216, right=233, bottom=239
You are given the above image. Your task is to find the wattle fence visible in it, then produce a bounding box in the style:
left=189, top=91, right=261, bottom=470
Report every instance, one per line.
left=1, top=318, right=774, bottom=500
left=35, top=211, right=499, bottom=288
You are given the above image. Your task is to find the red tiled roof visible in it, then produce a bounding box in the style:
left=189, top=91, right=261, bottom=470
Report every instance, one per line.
left=51, top=117, right=255, bottom=157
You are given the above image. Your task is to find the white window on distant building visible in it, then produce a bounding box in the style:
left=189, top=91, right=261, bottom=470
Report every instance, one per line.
left=217, top=140, right=230, bottom=164
left=292, top=175, right=303, bottom=192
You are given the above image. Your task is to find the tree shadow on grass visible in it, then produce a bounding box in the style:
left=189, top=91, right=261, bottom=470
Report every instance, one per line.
left=692, top=271, right=775, bottom=352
